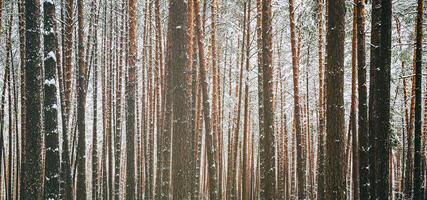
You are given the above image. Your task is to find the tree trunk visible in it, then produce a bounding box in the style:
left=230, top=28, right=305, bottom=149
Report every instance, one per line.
left=325, top=0, right=346, bottom=199
left=92, top=32, right=99, bottom=200
left=350, top=2, right=359, bottom=199
left=21, top=0, right=43, bottom=198
left=242, top=1, right=251, bottom=200
left=76, top=0, right=87, bottom=197
left=260, top=0, right=276, bottom=198
left=125, top=0, right=137, bottom=197
left=368, top=0, right=392, bottom=198
left=194, top=0, right=218, bottom=198
left=166, top=0, right=194, bottom=199
left=413, top=0, right=424, bottom=198
left=288, top=0, right=304, bottom=198
left=114, top=1, right=125, bottom=198
left=316, top=0, right=326, bottom=198
left=356, top=0, right=369, bottom=199
left=43, top=0, right=60, bottom=198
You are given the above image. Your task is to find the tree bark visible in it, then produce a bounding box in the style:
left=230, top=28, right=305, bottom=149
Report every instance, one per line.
left=413, top=0, right=424, bottom=198
left=288, top=0, right=304, bottom=198
left=368, top=0, right=392, bottom=198
left=21, top=0, right=44, bottom=198
left=350, top=2, right=359, bottom=199
left=125, top=0, right=137, bottom=197
left=356, top=0, right=369, bottom=199
left=43, top=0, right=60, bottom=198
left=260, top=0, right=276, bottom=198
left=76, top=0, right=87, bottom=197
left=325, top=0, right=346, bottom=199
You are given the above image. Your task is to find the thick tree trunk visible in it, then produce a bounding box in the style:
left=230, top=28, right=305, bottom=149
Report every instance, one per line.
left=43, top=0, right=60, bottom=198
left=325, top=0, right=346, bottom=199
left=167, top=0, right=194, bottom=199
left=21, top=0, right=44, bottom=198
left=368, top=0, right=392, bottom=198
left=260, top=0, right=276, bottom=198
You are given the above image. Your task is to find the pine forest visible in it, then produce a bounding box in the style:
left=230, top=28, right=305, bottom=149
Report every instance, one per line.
left=0, top=0, right=426, bottom=199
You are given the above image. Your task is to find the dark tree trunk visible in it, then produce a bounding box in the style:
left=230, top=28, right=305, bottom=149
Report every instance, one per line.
left=357, top=0, right=369, bottom=199
left=166, top=0, right=194, bottom=199
left=413, top=0, right=424, bottom=199
left=325, top=0, right=346, bottom=199
left=368, top=0, right=392, bottom=199
left=21, top=0, right=44, bottom=198
left=43, top=0, right=60, bottom=198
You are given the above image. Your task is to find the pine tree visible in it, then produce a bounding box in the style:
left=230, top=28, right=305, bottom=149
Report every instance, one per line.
left=356, top=0, right=369, bottom=199
left=350, top=2, right=359, bottom=199
left=413, top=0, right=424, bottom=198
left=21, top=0, right=43, bottom=198
left=125, top=0, right=137, bottom=197
left=316, top=0, right=326, bottom=198
left=325, top=0, right=346, bottom=199
left=166, top=0, right=194, bottom=199
left=43, top=0, right=60, bottom=198
left=76, top=0, right=87, bottom=197
left=288, top=0, right=304, bottom=198
left=260, top=0, right=276, bottom=198
left=369, top=0, right=392, bottom=198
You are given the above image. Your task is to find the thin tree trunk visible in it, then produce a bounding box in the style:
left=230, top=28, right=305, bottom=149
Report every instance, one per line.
left=288, top=0, right=304, bottom=198
left=92, top=32, right=99, bottom=200
left=114, top=1, right=125, bottom=198
left=194, top=0, right=218, bottom=198
left=413, top=0, right=424, bottom=198
left=316, top=0, right=326, bottom=198
left=357, top=0, right=369, bottom=199
left=350, top=2, right=359, bottom=199
left=242, top=2, right=251, bottom=199
left=125, top=0, right=137, bottom=197
left=76, top=0, right=87, bottom=196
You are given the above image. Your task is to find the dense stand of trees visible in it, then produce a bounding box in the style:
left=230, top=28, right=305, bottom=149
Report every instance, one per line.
left=0, top=0, right=425, bottom=199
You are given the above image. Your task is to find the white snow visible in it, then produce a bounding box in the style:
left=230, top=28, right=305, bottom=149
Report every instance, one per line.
left=45, top=51, right=57, bottom=62
left=44, top=78, right=56, bottom=86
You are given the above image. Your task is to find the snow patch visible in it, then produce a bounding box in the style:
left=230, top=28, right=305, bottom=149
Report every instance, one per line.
left=44, top=78, right=56, bottom=86
left=45, top=51, right=57, bottom=62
